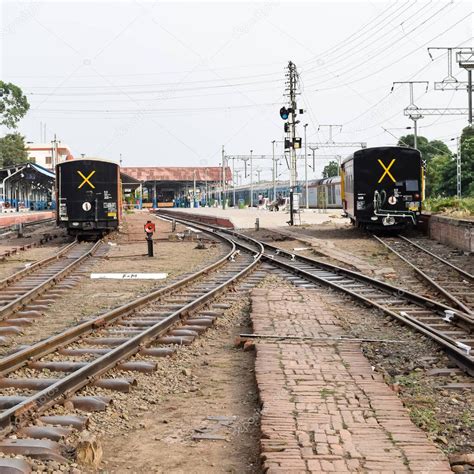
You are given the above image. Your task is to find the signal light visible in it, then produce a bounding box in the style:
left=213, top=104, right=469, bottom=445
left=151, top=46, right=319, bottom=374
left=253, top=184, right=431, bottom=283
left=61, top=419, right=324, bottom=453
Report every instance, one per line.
left=280, top=107, right=289, bottom=120
left=284, top=123, right=290, bottom=133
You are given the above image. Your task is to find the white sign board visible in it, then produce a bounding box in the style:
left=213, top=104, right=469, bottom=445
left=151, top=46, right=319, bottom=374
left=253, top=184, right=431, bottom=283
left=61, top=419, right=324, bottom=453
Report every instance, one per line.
left=91, top=273, right=168, bottom=280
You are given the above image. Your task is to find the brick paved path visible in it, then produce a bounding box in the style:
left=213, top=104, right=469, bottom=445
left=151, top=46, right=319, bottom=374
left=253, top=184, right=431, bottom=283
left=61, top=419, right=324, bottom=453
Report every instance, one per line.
left=251, top=287, right=452, bottom=473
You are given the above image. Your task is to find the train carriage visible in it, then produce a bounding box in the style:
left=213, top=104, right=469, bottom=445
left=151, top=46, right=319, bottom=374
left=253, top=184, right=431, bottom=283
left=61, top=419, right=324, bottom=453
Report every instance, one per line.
left=341, top=146, right=423, bottom=229
left=56, top=159, right=121, bottom=239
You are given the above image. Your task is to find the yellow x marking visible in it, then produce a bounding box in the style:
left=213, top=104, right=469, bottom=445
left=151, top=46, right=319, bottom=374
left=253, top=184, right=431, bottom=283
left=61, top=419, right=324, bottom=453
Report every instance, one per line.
left=77, top=170, right=96, bottom=189
left=377, top=159, right=396, bottom=183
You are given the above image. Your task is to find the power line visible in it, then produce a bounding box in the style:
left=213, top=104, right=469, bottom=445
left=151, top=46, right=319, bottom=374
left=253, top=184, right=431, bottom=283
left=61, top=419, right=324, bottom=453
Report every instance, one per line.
left=308, top=16, right=473, bottom=93
left=304, top=2, right=459, bottom=88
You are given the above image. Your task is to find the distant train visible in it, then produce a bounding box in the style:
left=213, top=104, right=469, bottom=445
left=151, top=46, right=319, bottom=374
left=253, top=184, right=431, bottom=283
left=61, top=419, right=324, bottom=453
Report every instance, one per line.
left=56, top=159, right=121, bottom=239
left=230, top=177, right=342, bottom=209
left=230, top=146, right=423, bottom=229
left=341, top=146, right=423, bottom=229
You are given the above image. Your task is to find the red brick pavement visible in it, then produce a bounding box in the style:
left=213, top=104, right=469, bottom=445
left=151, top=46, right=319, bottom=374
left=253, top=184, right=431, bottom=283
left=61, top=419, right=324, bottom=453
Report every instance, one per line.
left=251, top=287, right=452, bottom=473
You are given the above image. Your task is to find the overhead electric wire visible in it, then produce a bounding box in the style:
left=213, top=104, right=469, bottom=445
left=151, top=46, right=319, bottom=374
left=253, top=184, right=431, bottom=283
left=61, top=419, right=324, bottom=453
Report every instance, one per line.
left=23, top=70, right=285, bottom=90
left=302, top=1, right=411, bottom=68
left=303, top=0, right=421, bottom=74
left=26, top=77, right=284, bottom=96
left=303, top=1, right=457, bottom=87
left=305, top=14, right=473, bottom=93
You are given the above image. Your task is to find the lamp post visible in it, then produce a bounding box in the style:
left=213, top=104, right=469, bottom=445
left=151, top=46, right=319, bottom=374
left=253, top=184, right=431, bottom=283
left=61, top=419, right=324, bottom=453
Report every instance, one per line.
left=309, top=146, right=318, bottom=175
left=304, top=124, right=308, bottom=209
left=272, top=140, right=276, bottom=202
left=250, top=149, right=253, bottom=207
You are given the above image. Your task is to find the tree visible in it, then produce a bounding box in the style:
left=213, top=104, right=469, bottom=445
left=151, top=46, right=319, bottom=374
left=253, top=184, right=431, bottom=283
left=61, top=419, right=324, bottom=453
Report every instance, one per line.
left=0, top=133, right=28, bottom=167
left=426, top=154, right=456, bottom=196
left=322, top=160, right=339, bottom=178
left=0, top=81, right=30, bottom=129
left=397, top=134, right=451, bottom=163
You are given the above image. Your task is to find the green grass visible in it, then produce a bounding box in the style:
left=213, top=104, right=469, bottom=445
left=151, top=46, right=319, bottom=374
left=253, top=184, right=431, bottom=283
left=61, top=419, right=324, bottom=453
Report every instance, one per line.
left=423, top=196, right=474, bottom=216
left=319, top=388, right=335, bottom=399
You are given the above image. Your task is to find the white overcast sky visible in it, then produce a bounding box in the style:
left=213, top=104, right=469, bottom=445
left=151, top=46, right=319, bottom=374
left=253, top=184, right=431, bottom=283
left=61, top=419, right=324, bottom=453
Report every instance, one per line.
left=1, top=0, right=473, bottom=181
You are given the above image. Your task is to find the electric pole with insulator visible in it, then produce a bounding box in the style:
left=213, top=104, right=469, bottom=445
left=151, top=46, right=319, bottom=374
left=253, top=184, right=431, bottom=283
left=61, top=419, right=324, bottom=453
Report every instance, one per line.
left=280, top=61, right=302, bottom=226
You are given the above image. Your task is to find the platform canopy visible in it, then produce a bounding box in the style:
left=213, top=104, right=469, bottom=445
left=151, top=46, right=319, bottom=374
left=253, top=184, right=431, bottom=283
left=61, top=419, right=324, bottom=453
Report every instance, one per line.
left=0, top=162, right=55, bottom=209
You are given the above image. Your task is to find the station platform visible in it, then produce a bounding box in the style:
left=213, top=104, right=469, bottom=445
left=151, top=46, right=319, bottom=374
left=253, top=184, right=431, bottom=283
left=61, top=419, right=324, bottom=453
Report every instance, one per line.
left=0, top=211, right=55, bottom=228
left=250, top=286, right=452, bottom=473
left=168, top=207, right=348, bottom=229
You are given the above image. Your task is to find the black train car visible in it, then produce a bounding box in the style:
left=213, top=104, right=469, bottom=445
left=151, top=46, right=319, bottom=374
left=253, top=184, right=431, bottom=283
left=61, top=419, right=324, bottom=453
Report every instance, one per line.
left=341, top=146, right=423, bottom=229
left=56, top=159, right=121, bottom=238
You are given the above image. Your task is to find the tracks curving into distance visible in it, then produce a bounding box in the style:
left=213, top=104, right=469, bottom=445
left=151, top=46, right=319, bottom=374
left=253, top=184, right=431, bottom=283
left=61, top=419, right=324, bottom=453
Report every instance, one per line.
left=158, top=211, right=474, bottom=376
left=0, top=222, right=263, bottom=453
left=373, top=234, right=473, bottom=315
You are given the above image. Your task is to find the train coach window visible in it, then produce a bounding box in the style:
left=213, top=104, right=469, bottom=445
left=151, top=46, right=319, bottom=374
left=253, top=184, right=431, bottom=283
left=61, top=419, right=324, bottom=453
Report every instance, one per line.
left=405, top=180, right=419, bottom=191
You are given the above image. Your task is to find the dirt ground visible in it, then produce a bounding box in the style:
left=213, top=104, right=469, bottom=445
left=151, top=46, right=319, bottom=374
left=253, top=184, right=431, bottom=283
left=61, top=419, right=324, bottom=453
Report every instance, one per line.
left=0, top=213, right=225, bottom=354
left=98, top=295, right=260, bottom=474
left=0, top=237, right=71, bottom=280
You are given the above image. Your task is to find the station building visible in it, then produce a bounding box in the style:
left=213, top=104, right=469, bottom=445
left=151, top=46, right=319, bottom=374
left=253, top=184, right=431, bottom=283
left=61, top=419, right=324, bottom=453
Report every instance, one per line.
left=121, top=166, right=232, bottom=208
left=26, top=142, right=73, bottom=171
left=0, top=162, right=55, bottom=211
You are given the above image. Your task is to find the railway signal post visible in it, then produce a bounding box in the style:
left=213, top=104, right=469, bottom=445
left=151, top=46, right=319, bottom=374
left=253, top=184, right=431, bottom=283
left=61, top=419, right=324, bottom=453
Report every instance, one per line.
left=144, top=220, right=155, bottom=257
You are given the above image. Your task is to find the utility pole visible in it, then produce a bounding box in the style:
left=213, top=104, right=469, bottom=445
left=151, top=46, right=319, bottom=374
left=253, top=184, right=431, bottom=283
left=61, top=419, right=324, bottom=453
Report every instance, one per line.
left=272, top=140, right=276, bottom=202
left=456, top=50, right=474, bottom=125
left=285, top=61, right=300, bottom=226
left=450, top=136, right=462, bottom=198
left=309, top=146, right=318, bottom=171
left=51, top=135, right=61, bottom=169
left=317, top=124, right=342, bottom=143
left=304, top=123, right=308, bottom=209
left=391, top=81, right=428, bottom=149
left=221, top=145, right=226, bottom=209
left=232, top=156, right=236, bottom=208
left=250, top=149, right=253, bottom=207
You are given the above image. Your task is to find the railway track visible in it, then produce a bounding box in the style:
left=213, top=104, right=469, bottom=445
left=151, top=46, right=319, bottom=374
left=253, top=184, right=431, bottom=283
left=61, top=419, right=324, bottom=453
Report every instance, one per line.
left=0, top=222, right=264, bottom=468
left=158, top=212, right=474, bottom=376
left=0, top=218, right=56, bottom=237
left=0, top=241, right=103, bottom=342
left=374, top=234, right=473, bottom=315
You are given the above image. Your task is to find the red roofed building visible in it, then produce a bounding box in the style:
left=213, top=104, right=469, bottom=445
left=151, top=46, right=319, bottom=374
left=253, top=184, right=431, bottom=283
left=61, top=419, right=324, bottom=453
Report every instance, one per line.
left=121, top=167, right=231, bottom=182
left=120, top=166, right=231, bottom=208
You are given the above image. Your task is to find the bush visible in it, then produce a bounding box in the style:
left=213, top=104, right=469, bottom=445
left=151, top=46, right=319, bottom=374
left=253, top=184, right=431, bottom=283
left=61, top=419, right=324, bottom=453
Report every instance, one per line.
left=423, top=196, right=474, bottom=217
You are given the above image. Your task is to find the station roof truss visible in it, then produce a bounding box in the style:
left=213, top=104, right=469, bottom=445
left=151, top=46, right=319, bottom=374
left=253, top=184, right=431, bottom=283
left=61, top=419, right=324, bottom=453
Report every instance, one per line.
left=0, top=162, right=55, bottom=190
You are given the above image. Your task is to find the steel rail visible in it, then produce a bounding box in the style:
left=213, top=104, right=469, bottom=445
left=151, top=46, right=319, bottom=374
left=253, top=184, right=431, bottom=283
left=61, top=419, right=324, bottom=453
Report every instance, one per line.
left=0, top=218, right=56, bottom=236
left=0, top=241, right=101, bottom=321
left=373, top=234, right=473, bottom=315
left=0, top=240, right=78, bottom=290
left=0, top=227, right=263, bottom=432
left=398, top=235, right=473, bottom=281
left=261, top=242, right=474, bottom=374
left=157, top=212, right=473, bottom=374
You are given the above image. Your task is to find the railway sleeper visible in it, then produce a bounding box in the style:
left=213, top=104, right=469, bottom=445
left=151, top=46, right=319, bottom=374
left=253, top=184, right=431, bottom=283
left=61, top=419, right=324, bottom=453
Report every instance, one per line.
left=18, top=426, right=73, bottom=442
left=0, top=438, right=67, bottom=463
